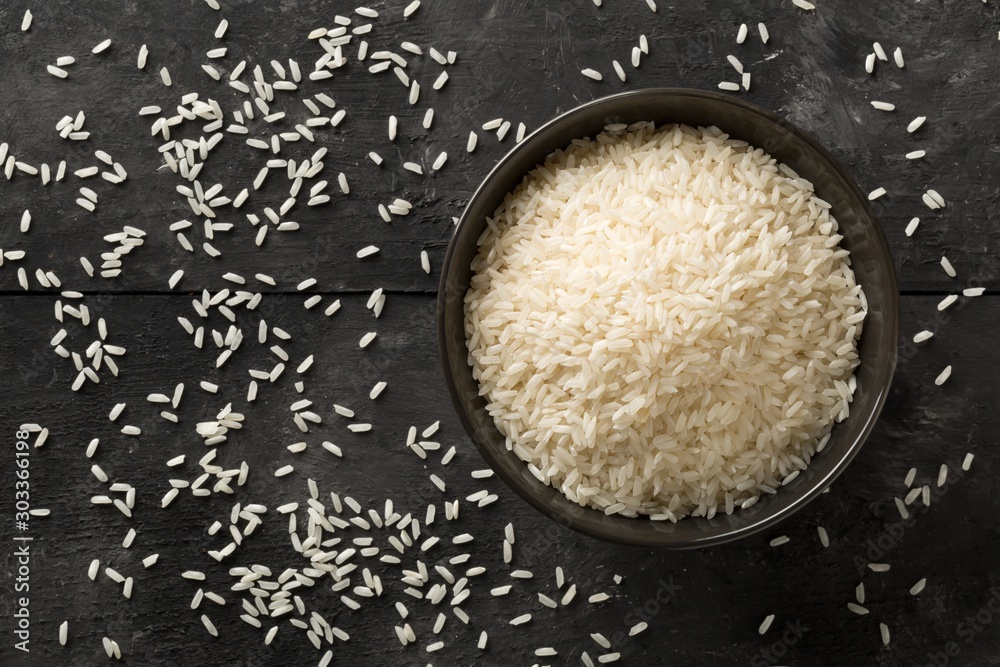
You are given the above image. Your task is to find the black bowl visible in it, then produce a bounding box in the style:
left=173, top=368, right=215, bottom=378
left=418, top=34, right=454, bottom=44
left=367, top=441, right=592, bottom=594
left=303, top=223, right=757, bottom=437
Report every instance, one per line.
left=437, top=89, right=898, bottom=549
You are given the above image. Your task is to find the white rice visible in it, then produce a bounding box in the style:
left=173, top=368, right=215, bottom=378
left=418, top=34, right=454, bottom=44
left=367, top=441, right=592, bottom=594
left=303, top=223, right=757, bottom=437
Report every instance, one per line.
left=466, top=123, right=863, bottom=519
left=940, top=256, right=956, bottom=278
left=758, top=614, right=775, bottom=634
left=201, top=614, right=218, bottom=637
left=938, top=295, right=958, bottom=311
left=737, top=24, right=748, bottom=44
left=871, top=101, right=895, bottom=111
left=581, top=68, right=603, bottom=81
left=894, top=496, right=908, bottom=519
left=937, top=463, right=949, bottom=486
left=910, top=578, right=927, bottom=595
left=612, top=60, right=626, bottom=82
left=907, top=116, right=926, bottom=133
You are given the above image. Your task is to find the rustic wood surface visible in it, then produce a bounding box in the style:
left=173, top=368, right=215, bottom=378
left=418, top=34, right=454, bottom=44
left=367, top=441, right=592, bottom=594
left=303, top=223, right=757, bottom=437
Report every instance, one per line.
left=1, top=1, right=998, bottom=666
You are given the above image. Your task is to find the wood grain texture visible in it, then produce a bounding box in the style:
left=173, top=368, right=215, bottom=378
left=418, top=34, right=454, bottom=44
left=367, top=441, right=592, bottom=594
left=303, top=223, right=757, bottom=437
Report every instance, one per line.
left=0, top=0, right=997, bottom=294
left=1, top=0, right=999, bottom=665
left=1, top=293, right=998, bottom=666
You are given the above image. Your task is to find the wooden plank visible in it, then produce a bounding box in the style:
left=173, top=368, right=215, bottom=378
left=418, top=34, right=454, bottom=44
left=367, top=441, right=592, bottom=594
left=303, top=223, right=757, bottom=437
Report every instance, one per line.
left=1, top=293, right=997, bottom=664
left=0, top=1, right=997, bottom=294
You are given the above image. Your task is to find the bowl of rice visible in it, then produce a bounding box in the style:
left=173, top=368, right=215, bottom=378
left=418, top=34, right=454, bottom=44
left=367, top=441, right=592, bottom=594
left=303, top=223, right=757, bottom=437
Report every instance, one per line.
left=438, top=89, right=898, bottom=549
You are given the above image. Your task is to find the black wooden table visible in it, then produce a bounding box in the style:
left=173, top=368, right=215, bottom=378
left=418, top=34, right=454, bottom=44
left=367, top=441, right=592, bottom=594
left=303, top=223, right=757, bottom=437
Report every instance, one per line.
left=2, top=1, right=999, bottom=666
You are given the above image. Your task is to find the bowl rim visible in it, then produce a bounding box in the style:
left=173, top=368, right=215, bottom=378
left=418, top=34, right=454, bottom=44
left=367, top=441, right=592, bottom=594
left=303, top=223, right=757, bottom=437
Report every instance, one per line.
left=437, top=87, right=899, bottom=549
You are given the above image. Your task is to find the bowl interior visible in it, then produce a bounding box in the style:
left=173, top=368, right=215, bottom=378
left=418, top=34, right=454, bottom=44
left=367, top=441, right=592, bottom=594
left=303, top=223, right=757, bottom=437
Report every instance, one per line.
left=438, top=89, right=898, bottom=549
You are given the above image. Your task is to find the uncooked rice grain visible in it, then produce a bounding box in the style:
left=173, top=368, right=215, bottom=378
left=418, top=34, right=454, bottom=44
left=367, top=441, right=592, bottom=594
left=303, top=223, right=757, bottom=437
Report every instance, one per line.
left=937, top=463, right=949, bottom=486
left=938, top=295, right=957, bottom=311
left=465, top=123, right=864, bottom=519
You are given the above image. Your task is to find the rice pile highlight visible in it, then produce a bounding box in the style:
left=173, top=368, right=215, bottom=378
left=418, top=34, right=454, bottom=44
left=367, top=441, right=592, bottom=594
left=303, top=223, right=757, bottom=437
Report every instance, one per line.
left=465, top=122, right=865, bottom=520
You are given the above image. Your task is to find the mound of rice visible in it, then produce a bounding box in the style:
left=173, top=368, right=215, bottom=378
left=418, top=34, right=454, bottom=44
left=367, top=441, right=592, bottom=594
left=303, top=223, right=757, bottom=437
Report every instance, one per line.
left=464, top=122, right=865, bottom=521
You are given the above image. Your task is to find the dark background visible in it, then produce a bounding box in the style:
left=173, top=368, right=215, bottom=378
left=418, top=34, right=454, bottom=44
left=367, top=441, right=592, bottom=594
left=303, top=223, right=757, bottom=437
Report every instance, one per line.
left=1, top=1, right=999, bottom=665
